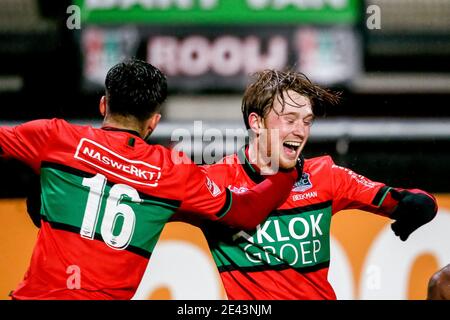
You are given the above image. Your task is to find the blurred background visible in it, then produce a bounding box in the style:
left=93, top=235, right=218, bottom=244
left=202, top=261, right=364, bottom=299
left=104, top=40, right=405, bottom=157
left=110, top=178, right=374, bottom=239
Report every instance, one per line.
left=1, top=0, right=450, bottom=300
left=1, top=0, right=450, bottom=195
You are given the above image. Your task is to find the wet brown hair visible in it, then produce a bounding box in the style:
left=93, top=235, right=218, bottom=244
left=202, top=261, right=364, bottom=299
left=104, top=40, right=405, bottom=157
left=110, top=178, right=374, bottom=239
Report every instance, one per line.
left=241, top=69, right=341, bottom=129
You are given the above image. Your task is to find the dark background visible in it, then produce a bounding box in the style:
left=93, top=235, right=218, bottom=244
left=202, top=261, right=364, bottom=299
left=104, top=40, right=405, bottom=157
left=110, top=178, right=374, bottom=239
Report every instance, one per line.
left=1, top=0, right=449, bottom=197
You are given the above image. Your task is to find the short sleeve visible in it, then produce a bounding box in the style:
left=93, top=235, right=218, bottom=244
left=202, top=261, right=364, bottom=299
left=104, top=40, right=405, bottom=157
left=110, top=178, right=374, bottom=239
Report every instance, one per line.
left=0, top=119, right=55, bottom=172
left=330, top=158, right=387, bottom=214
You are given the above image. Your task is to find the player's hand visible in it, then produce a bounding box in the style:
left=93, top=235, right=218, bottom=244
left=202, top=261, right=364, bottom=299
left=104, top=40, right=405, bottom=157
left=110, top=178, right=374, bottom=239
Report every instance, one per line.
left=390, top=189, right=437, bottom=241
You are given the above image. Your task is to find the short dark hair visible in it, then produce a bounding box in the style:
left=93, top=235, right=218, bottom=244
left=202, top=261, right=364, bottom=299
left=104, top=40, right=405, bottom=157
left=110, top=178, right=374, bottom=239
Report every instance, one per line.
left=241, top=69, right=340, bottom=129
left=105, top=59, right=168, bottom=121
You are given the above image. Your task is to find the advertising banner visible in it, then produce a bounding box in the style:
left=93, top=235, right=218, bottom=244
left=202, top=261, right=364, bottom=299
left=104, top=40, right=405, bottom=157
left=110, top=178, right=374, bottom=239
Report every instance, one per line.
left=81, top=25, right=361, bottom=92
left=75, top=0, right=359, bottom=25
left=1, top=195, right=449, bottom=300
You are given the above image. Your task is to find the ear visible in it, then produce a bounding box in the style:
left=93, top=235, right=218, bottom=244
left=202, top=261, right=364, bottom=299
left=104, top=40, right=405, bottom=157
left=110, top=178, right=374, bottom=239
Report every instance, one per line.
left=99, top=96, right=107, bottom=117
left=150, top=113, right=161, bottom=130
left=144, top=113, right=161, bottom=138
left=248, top=112, right=264, bottom=135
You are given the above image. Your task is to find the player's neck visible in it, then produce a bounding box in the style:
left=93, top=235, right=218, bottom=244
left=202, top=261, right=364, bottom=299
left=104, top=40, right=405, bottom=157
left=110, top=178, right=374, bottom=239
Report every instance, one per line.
left=247, top=143, right=264, bottom=173
left=102, top=115, right=146, bottom=139
left=248, top=142, right=278, bottom=175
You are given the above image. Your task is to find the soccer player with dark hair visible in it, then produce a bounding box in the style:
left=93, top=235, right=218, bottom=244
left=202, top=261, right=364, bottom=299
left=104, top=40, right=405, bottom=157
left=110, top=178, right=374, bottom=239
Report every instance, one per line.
left=0, top=60, right=299, bottom=299
left=181, top=69, right=438, bottom=300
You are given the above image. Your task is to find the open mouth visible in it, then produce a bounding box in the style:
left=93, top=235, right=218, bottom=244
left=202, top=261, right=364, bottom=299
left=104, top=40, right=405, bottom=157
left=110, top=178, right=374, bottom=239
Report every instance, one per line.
left=283, top=141, right=301, bottom=157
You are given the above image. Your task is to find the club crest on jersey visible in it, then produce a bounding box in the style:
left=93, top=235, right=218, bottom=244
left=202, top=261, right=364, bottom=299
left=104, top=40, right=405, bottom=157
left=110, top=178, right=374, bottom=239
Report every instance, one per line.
left=292, top=173, right=313, bottom=192
left=206, top=177, right=222, bottom=197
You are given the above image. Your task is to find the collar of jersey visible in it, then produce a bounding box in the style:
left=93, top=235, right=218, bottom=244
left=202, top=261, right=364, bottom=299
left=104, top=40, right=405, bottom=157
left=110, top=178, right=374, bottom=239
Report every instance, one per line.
left=101, top=126, right=141, bottom=138
left=237, top=145, right=265, bottom=184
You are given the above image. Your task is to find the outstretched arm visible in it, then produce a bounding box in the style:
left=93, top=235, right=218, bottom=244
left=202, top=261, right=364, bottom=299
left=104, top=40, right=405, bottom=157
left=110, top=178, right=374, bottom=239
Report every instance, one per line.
left=177, top=157, right=302, bottom=231
left=218, top=170, right=297, bottom=230
left=330, top=159, right=437, bottom=241
left=0, top=119, right=55, bottom=172
left=350, top=185, right=437, bottom=242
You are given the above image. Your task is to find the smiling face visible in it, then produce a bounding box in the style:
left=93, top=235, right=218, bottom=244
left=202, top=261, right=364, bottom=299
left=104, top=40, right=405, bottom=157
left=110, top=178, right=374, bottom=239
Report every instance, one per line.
left=249, top=90, right=313, bottom=171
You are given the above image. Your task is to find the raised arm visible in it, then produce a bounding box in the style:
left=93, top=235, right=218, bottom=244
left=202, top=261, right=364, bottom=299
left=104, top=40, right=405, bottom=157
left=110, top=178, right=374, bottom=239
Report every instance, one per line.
left=177, top=161, right=300, bottom=231
left=330, top=158, right=437, bottom=241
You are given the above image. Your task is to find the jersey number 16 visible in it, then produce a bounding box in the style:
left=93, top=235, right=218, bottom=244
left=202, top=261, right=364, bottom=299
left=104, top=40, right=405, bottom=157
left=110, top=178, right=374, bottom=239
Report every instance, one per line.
left=80, top=173, right=141, bottom=250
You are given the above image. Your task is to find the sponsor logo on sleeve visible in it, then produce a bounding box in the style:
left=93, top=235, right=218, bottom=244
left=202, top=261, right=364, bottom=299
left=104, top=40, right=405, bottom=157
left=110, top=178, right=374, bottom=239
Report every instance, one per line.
left=206, top=177, right=222, bottom=197
left=74, top=138, right=161, bottom=187
left=332, top=165, right=377, bottom=188
left=228, top=185, right=249, bottom=194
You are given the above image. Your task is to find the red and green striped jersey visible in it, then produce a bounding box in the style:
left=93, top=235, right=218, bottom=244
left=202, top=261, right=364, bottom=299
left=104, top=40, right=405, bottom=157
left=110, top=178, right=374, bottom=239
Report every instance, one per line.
left=0, top=119, right=232, bottom=299
left=200, top=147, right=395, bottom=300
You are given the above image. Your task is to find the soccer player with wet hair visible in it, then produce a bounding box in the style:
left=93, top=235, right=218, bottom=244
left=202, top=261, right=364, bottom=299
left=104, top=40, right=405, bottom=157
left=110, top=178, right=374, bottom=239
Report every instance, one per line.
left=188, top=69, right=438, bottom=299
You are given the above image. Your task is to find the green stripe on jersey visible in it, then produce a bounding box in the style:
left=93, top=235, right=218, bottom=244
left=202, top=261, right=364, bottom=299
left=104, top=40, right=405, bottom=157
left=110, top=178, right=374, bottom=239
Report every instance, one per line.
left=206, top=205, right=332, bottom=270
left=377, top=187, right=392, bottom=207
left=40, top=166, right=177, bottom=255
